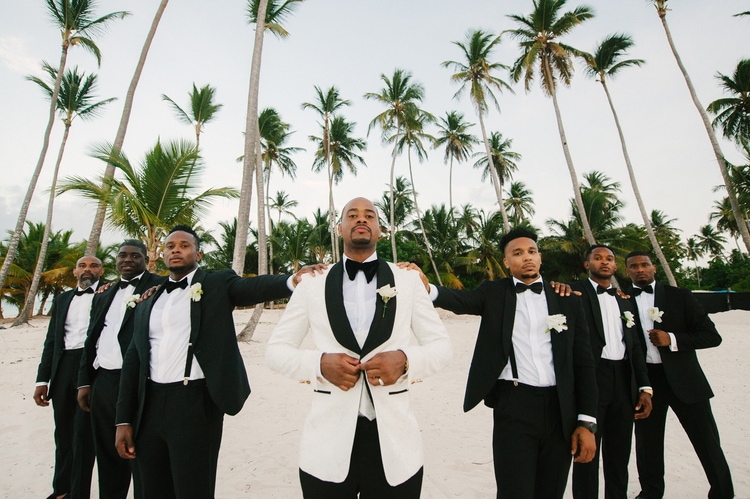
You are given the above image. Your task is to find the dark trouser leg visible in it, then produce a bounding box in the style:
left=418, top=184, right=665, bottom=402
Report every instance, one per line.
left=600, top=360, right=633, bottom=499
left=90, top=369, right=132, bottom=499
left=70, top=401, right=95, bottom=499
left=492, top=381, right=570, bottom=499
left=636, top=364, right=669, bottom=499
left=299, top=417, right=423, bottom=499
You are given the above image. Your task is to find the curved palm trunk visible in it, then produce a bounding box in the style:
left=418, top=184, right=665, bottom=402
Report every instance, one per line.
left=448, top=156, right=454, bottom=212
left=234, top=0, right=268, bottom=275
left=658, top=11, right=750, bottom=253
left=601, top=79, right=677, bottom=285
left=546, top=60, right=595, bottom=245
left=13, top=124, right=71, bottom=326
left=323, top=115, right=339, bottom=263
left=477, top=112, right=510, bottom=232
left=388, top=135, right=400, bottom=262
left=86, top=0, right=169, bottom=255
left=0, top=46, right=68, bottom=292
left=406, top=149, right=442, bottom=286
left=265, top=166, right=274, bottom=276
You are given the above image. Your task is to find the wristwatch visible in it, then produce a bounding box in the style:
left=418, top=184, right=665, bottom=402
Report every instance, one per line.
left=577, top=421, right=597, bottom=434
left=641, top=388, right=654, bottom=396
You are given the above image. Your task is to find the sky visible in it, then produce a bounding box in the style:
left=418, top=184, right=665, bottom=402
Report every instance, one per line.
left=1, top=1, right=748, bottom=255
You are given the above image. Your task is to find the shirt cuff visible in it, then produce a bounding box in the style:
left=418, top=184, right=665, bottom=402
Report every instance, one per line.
left=286, top=275, right=295, bottom=291
left=638, top=386, right=653, bottom=392
left=428, top=284, right=439, bottom=302
left=667, top=332, right=678, bottom=351
left=77, top=385, right=91, bottom=390
left=35, top=382, right=48, bottom=387
left=578, top=414, right=597, bottom=424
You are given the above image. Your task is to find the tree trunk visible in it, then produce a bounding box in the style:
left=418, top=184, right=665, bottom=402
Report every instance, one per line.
left=233, top=0, right=268, bottom=275
left=448, top=156, right=454, bottom=212
left=476, top=112, right=510, bottom=232
left=407, top=148, right=443, bottom=286
left=658, top=11, right=750, bottom=253
left=388, top=134, right=400, bottom=263
left=601, top=79, right=677, bottom=285
left=0, top=45, right=68, bottom=292
left=86, top=0, right=169, bottom=255
left=13, top=123, right=71, bottom=326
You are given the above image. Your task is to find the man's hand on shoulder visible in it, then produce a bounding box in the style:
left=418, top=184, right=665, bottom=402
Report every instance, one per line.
left=548, top=281, right=580, bottom=297
left=293, top=264, right=328, bottom=286
left=360, top=350, right=407, bottom=386
left=396, top=262, right=430, bottom=293
left=320, top=353, right=360, bottom=391
left=96, top=282, right=114, bottom=294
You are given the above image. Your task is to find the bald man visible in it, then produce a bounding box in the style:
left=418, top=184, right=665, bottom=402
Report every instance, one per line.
left=35, top=256, right=104, bottom=499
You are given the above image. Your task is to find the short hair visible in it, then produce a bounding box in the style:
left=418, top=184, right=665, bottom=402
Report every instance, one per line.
left=500, top=227, right=538, bottom=253
left=625, top=250, right=653, bottom=265
left=168, top=224, right=201, bottom=250
left=584, top=244, right=615, bottom=260
left=118, top=239, right=147, bottom=257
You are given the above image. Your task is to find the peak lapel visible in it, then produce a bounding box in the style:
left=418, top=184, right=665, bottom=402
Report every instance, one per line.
left=544, top=281, right=566, bottom=369
left=188, top=269, right=205, bottom=345
left=582, top=280, right=606, bottom=344
left=361, top=260, right=396, bottom=358
left=325, top=262, right=361, bottom=355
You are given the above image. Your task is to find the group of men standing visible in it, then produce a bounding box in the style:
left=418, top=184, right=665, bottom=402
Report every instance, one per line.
left=33, top=196, right=734, bottom=499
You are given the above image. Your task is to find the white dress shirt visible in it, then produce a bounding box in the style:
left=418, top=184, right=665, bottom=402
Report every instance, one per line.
left=63, top=281, right=99, bottom=350
left=148, top=268, right=205, bottom=383
left=591, top=279, right=627, bottom=361
left=94, top=272, right=145, bottom=370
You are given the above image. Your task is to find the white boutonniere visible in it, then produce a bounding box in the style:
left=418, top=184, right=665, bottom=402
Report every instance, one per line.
left=124, top=294, right=140, bottom=309
left=546, top=314, right=568, bottom=334
left=189, top=283, right=203, bottom=302
left=377, top=284, right=397, bottom=317
left=621, top=311, right=635, bottom=328
left=648, top=307, right=663, bottom=323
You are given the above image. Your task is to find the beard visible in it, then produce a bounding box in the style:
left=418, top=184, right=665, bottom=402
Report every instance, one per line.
left=520, top=271, right=539, bottom=281
left=78, top=275, right=97, bottom=288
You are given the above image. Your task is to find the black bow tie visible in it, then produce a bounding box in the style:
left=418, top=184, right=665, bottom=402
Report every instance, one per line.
left=345, top=258, right=379, bottom=283
left=515, top=281, right=543, bottom=294
left=164, top=279, right=188, bottom=293
left=74, top=287, right=94, bottom=296
left=118, top=278, right=140, bottom=289
left=597, top=285, right=618, bottom=296
left=631, top=284, right=653, bottom=296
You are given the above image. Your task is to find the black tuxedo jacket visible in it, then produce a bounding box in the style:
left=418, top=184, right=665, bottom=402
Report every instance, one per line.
left=78, top=271, right=166, bottom=388
left=435, top=278, right=597, bottom=440
left=570, top=280, right=650, bottom=404
left=115, top=269, right=291, bottom=433
left=627, top=282, right=721, bottom=404
left=36, top=282, right=102, bottom=389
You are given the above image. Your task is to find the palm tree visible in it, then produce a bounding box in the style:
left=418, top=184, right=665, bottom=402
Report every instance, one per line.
left=14, top=65, right=115, bottom=325
left=685, top=237, right=703, bottom=286
left=442, top=29, right=514, bottom=228
left=58, top=139, right=238, bottom=269
left=269, top=191, right=298, bottom=226
left=504, top=181, right=535, bottom=225
left=0, top=0, right=127, bottom=292
left=162, top=83, right=223, bottom=150
left=650, top=0, right=750, bottom=253
left=309, top=115, right=367, bottom=250
left=364, top=68, right=427, bottom=262
left=466, top=209, right=507, bottom=281
left=375, top=176, right=414, bottom=237
left=302, top=86, right=351, bottom=262
left=710, top=197, right=742, bottom=251
left=434, top=111, right=478, bottom=210
left=582, top=33, right=677, bottom=286
left=506, top=0, right=596, bottom=244
left=472, top=131, right=521, bottom=230
left=235, top=0, right=303, bottom=280
left=707, top=59, right=750, bottom=146
left=695, top=224, right=727, bottom=261
left=86, top=0, right=169, bottom=256
left=419, top=205, right=465, bottom=288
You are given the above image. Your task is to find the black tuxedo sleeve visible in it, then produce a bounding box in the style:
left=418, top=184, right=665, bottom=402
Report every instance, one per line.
left=223, top=271, right=292, bottom=307
left=115, top=339, right=140, bottom=425
left=570, top=297, right=598, bottom=419
left=434, top=280, right=491, bottom=315
left=670, top=288, right=722, bottom=351
left=36, top=297, right=59, bottom=383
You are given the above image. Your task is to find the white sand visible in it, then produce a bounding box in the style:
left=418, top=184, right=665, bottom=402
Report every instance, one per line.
left=1, top=308, right=748, bottom=498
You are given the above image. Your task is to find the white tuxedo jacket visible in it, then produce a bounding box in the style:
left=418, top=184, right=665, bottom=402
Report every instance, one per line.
left=266, top=260, right=452, bottom=486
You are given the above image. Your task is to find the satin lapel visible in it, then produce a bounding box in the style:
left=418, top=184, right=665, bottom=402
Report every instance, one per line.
left=57, top=291, right=76, bottom=344
left=120, top=272, right=152, bottom=328
left=361, top=260, right=396, bottom=358
left=188, top=269, right=205, bottom=345
left=325, top=262, right=361, bottom=354
left=583, top=280, right=606, bottom=344
left=654, top=282, right=667, bottom=316
left=502, top=280, right=516, bottom=358
left=626, top=288, right=647, bottom=350
left=544, top=281, right=566, bottom=369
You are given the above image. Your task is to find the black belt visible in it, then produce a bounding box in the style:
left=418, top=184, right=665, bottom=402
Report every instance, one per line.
left=498, top=379, right=556, bottom=395
left=147, top=378, right=207, bottom=390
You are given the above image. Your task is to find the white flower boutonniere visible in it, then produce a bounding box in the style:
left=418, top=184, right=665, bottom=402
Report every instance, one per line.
left=124, top=294, right=140, bottom=309
left=648, top=307, right=663, bottom=323
left=377, top=284, right=397, bottom=317
left=621, top=311, right=635, bottom=328
left=189, top=283, right=203, bottom=302
left=546, top=314, right=568, bottom=334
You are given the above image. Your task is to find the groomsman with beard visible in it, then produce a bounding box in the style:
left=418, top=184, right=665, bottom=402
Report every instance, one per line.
left=35, top=256, right=103, bottom=499
left=77, top=240, right=165, bottom=499
left=625, top=251, right=733, bottom=499
left=115, top=225, right=322, bottom=498
left=570, top=245, right=652, bottom=499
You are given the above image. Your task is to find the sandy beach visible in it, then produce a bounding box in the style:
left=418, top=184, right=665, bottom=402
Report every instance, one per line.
left=1, top=308, right=748, bottom=498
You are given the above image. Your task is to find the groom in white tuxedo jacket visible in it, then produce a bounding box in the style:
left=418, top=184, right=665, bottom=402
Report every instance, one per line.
left=267, top=197, right=452, bottom=498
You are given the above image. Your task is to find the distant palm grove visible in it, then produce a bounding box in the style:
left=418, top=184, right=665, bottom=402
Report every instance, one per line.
left=2, top=0, right=749, bottom=325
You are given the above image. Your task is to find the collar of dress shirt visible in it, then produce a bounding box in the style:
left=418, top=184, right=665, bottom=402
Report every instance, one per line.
left=342, top=251, right=378, bottom=266
left=633, top=279, right=656, bottom=291
left=76, top=280, right=100, bottom=293
left=588, top=277, right=614, bottom=293
left=168, top=267, right=198, bottom=285
left=512, top=276, right=543, bottom=287
left=121, top=271, right=146, bottom=283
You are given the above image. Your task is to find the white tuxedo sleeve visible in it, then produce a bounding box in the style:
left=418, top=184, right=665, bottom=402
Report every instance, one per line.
left=265, top=278, right=321, bottom=381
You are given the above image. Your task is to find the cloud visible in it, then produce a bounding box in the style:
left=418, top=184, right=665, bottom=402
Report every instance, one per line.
left=0, top=37, right=42, bottom=76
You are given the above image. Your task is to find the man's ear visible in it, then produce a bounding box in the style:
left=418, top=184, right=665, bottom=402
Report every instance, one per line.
left=583, top=259, right=589, bottom=270
left=337, top=224, right=342, bottom=237
left=196, top=251, right=203, bottom=262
